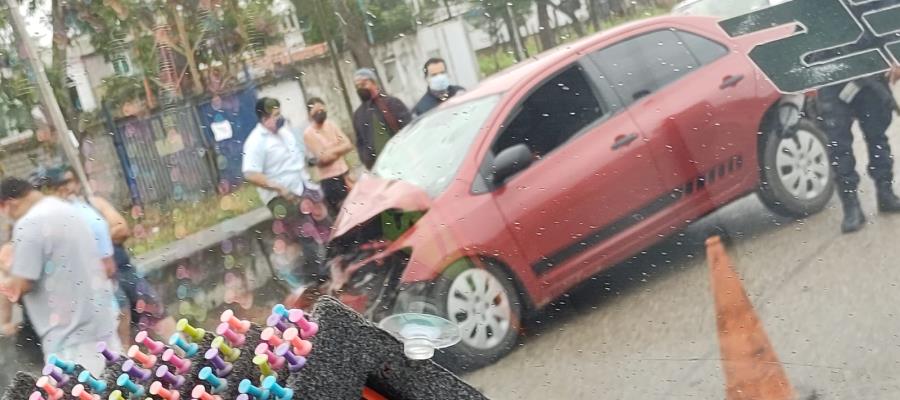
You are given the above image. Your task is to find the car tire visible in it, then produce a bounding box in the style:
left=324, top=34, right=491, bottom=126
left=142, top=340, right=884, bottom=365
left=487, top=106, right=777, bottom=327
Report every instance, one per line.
left=430, top=259, right=523, bottom=372
left=758, top=119, right=835, bottom=218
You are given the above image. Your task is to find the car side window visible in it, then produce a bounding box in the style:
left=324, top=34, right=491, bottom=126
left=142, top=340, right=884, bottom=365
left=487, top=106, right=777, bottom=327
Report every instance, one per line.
left=491, top=64, right=606, bottom=159
left=589, top=29, right=699, bottom=107
left=676, top=30, right=728, bottom=65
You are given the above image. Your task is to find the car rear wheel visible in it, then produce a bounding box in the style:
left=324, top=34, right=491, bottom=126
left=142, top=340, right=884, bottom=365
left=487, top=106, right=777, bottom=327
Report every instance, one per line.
left=758, top=119, right=835, bottom=218
left=432, top=260, right=522, bottom=371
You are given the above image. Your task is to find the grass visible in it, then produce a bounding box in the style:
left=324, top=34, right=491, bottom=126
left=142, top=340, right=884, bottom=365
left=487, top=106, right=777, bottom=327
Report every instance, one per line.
left=477, top=5, right=672, bottom=77
left=125, top=184, right=263, bottom=256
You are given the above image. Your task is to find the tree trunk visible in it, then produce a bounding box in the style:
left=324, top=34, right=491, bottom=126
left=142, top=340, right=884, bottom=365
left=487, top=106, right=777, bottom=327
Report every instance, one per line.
left=587, top=0, right=601, bottom=32
left=172, top=6, right=205, bottom=94
left=334, top=0, right=377, bottom=72
left=501, top=5, right=525, bottom=62
left=609, top=0, right=627, bottom=16
left=551, top=0, right=586, bottom=37
left=536, top=0, right=556, bottom=51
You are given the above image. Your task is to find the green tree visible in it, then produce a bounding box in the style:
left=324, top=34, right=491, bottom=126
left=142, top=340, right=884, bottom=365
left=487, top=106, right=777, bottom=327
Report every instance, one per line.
left=72, top=0, right=282, bottom=104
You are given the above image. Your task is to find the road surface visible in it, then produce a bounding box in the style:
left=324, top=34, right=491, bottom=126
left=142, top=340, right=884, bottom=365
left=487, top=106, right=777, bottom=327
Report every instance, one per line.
left=464, top=123, right=900, bottom=399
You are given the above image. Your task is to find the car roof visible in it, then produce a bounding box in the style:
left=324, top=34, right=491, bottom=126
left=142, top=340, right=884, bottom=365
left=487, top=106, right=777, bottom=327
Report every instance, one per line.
left=447, top=15, right=723, bottom=105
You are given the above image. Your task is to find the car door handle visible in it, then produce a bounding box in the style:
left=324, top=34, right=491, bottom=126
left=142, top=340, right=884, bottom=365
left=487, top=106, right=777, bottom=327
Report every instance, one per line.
left=612, top=133, right=639, bottom=150
left=720, top=74, right=745, bottom=89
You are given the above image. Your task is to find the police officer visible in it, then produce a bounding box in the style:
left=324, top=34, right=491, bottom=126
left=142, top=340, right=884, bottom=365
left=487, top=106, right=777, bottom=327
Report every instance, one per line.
left=819, top=72, right=900, bottom=233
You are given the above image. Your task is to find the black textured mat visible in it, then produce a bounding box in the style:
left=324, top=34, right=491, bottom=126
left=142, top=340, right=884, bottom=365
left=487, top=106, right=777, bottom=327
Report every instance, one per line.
left=1, top=296, right=488, bottom=400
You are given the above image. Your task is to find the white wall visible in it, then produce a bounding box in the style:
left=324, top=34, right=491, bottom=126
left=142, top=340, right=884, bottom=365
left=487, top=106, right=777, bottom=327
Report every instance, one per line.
left=353, top=18, right=481, bottom=110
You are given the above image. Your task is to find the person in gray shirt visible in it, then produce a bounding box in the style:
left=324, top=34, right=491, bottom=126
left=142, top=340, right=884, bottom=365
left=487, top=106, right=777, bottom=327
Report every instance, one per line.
left=0, top=177, right=120, bottom=374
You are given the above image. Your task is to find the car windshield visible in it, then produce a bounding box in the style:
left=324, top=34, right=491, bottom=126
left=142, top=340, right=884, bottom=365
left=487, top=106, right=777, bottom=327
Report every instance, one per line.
left=372, top=95, right=500, bottom=197
left=675, top=0, right=771, bottom=18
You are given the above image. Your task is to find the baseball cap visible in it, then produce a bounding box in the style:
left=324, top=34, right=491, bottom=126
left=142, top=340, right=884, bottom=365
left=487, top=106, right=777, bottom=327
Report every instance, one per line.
left=0, top=177, right=33, bottom=202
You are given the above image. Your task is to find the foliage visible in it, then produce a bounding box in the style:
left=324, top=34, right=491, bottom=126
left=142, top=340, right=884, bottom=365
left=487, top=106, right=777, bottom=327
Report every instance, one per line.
left=126, top=184, right=263, bottom=256
left=367, top=0, right=417, bottom=43
left=476, top=4, right=670, bottom=76
left=70, top=0, right=283, bottom=100
left=100, top=74, right=149, bottom=108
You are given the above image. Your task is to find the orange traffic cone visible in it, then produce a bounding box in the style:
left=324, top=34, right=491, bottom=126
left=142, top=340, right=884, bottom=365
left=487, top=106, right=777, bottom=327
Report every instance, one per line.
left=707, top=235, right=795, bottom=400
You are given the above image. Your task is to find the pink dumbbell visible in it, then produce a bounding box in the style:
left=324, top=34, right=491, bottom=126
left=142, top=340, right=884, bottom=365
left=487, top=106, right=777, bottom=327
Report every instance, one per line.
left=220, top=309, right=250, bottom=334
left=282, top=327, right=312, bottom=356
left=35, top=377, right=63, bottom=400
left=216, top=322, right=246, bottom=347
left=254, top=343, right=286, bottom=370
left=135, top=331, right=166, bottom=355
left=260, top=327, right=284, bottom=347
left=127, top=345, right=158, bottom=369
left=288, top=309, right=319, bottom=339
left=191, top=385, right=222, bottom=400
left=161, top=348, right=192, bottom=375
left=71, top=384, right=99, bottom=400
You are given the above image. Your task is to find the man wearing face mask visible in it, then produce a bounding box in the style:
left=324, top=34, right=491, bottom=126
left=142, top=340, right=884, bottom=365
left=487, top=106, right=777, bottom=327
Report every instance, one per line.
left=351, top=68, right=412, bottom=170
left=413, top=58, right=465, bottom=117
left=303, top=97, right=354, bottom=214
left=243, top=97, right=333, bottom=286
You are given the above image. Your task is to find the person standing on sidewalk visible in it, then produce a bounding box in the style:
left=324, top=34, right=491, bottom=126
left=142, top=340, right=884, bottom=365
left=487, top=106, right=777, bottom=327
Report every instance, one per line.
left=413, top=58, right=465, bottom=117
left=352, top=68, right=412, bottom=169
left=0, top=177, right=120, bottom=374
left=243, top=97, right=332, bottom=286
left=303, top=97, right=354, bottom=215
left=44, top=166, right=176, bottom=342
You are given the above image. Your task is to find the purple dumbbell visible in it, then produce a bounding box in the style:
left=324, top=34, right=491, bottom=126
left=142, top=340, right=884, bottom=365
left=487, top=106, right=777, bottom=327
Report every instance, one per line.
left=96, top=341, right=120, bottom=364
left=274, top=343, right=307, bottom=372
left=155, top=365, right=185, bottom=389
left=41, top=365, right=68, bottom=385
left=266, top=313, right=290, bottom=332
left=204, top=348, right=233, bottom=376
left=122, top=359, right=152, bottom=382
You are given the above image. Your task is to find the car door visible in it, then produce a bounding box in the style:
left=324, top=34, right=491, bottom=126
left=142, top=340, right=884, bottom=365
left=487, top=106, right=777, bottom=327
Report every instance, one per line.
left=484, top=61, right=666, bottom=295
left=588, top=27, right=761, bottom=217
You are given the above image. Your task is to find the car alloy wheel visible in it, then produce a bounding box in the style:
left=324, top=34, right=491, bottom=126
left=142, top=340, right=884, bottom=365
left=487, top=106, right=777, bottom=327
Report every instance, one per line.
left=758, top=119, right=835, bottom=218
left=446, top=268, right=513, bottom=350
left=774, top=128, right=830, bottom=201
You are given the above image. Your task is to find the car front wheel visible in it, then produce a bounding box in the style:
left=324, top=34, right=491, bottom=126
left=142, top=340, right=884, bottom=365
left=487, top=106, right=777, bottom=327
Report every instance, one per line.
left=431, top=260, right=523, bottom=371
left=758, top=119, right=835, bottom=218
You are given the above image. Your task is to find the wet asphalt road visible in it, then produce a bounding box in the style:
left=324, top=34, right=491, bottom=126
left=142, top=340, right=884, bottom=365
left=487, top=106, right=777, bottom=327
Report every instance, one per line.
left=464, top=123, right=900, bottom=399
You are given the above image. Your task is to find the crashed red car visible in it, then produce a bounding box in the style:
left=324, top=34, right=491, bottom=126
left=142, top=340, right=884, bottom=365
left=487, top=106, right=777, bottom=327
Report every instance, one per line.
left=324, top=16, right=833, bottom=370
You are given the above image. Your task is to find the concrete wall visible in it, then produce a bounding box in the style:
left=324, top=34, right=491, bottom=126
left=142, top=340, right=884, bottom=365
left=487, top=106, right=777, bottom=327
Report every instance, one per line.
left=80, top=125, right=131, bottom=207
left=0, top=142, right=62, bottom=182
left=296, top=56, right=357, bottom=135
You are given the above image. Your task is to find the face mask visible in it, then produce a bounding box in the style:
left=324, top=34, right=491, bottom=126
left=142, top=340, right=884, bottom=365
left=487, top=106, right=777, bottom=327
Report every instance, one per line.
left=357, top=88, right=373, bottom=101
left=313, top=111, right=327, bottom=124
left=429, top=73, right=451, bottom=92
left=275, top=116, right=287, bottom=131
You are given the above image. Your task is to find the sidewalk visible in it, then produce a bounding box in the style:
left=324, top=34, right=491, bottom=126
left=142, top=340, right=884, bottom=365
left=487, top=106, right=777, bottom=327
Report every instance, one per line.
left=133, top=207, right=272, bottom=274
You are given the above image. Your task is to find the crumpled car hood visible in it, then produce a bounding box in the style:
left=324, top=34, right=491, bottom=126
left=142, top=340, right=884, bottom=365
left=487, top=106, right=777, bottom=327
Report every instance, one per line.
left=331, top=173, right=432, bottom=240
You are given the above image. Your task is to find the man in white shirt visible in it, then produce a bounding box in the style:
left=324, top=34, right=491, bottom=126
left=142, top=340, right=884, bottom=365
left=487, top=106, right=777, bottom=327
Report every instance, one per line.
left=243, top=97, right=332, bottom=286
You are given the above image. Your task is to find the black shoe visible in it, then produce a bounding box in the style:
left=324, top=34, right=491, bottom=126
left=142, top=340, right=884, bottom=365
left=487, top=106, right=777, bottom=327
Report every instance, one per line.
left=840, top=193, right=867, bottom=234
left=877, top=182, right=900, bottom=213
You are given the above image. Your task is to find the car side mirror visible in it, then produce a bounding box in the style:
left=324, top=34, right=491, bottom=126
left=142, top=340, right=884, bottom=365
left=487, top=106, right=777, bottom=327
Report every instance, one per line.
left=492, top=144, right=533, bottom=185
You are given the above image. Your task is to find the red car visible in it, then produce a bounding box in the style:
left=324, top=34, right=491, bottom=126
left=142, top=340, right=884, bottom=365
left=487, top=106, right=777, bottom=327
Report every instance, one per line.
left=325, top=16, right=833, bottom=369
